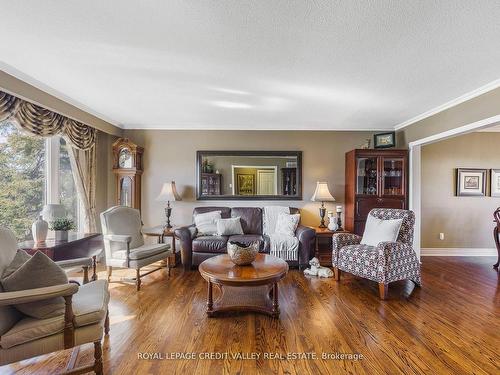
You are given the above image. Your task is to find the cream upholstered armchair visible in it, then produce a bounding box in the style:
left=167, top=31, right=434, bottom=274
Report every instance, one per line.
left=332, top=208, right=421, bottom=299
left=100, top=206, right=172, bottom=291
left=0, top=228, right=110, bottom=374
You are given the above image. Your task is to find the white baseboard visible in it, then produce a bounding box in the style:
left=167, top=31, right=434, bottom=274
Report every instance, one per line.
left=421, top=248, right=497, bottom=256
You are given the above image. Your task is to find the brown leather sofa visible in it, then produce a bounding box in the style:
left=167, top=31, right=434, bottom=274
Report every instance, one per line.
left=175, top=206, right=316, bottom=270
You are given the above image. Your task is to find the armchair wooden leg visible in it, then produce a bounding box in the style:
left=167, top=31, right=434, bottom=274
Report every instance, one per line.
left=94, top=341, right=103, bottom=375
left=378, top=283, right=388, bottom=300
left=105, top=309, right=110, bottom=335
left=82, top=266, right=89, bottom=284
left=136, top=268, right=141, bottom=291
left=107, top=266, right=112, bottom=282
left=333, top=267, right=341, bottom=281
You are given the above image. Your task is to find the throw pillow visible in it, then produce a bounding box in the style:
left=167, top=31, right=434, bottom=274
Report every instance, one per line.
left=275, top=213, right=300, bottom=237
left=361, top=215, right=403, bottom=247
left=1, top=251, right=69, bottom=319
left=216, top=217, right=244, bottom=236
left=194, top=211, right=222, bottom=236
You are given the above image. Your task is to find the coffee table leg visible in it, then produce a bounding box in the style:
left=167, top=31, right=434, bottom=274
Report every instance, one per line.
left=207, top=281, right=214, bottom=317
left=271, top=283, right=279, bottom=317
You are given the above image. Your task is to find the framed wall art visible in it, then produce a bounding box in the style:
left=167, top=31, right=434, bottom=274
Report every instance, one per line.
left=373, top=131, right=396, bottom=148
left=490, top=169, right=500, bottom=197
left=456, top=168, right=487, bottom=196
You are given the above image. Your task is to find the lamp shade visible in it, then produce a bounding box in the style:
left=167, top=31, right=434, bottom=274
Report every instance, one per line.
left=156, top=181, right=182, bottom=202
left=311, top=182, right=335, bottom=202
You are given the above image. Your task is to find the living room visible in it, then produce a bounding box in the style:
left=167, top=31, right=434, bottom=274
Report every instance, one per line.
left=1, top=2, right=499, bottom=375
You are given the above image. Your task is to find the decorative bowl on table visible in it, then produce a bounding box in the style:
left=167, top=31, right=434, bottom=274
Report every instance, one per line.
left=227, top=241, right=259, bottom=266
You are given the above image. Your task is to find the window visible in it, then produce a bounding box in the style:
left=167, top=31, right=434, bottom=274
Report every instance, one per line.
left=0, top=120, right=81, bottom=240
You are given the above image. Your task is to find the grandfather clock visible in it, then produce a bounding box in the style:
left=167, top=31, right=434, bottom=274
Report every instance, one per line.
left=112, top=138, right=144, bottom=211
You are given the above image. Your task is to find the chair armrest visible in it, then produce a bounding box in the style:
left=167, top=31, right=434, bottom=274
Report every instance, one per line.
left=376, top=241, right=421, bottom=284
left=56, top=257, right=93, bottom=269
left=376, top=241, right=416, bottom=257
left=332, top=233, right=362, bottom=267
left=104, top=234, right=132, bottom=243
left=0, top=283, right=79, bottom=306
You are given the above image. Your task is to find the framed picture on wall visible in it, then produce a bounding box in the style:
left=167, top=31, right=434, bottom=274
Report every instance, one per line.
left=236, top=174, right=255, bottom=195
left=373, top=131, right=396, bottom=148
left=490, top=169, right=500, bottom=197
left=456, top=168, right=487, bottom=196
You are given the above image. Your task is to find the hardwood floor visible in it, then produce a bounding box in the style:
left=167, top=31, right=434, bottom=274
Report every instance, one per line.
left=2, top=257, right=499, bottom=375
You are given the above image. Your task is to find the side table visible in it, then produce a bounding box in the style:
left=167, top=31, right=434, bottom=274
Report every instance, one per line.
left=309, top=227, right=350, bottom=267
left=142, top=226, right=180, bottom=267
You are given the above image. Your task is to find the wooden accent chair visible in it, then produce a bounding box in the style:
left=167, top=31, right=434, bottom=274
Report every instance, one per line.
left=100, top=206, right=172, bottom=291
left=494, top=207, right=500, bottom=269
left=0, top=228, right=110, bottom=374
left=332, top=208, right=421, bottom=299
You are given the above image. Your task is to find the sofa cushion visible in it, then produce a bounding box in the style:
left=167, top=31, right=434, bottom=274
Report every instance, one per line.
left=216, top=217, right=244, bottom=236
left=192, top=236, right=228, bottom=253
left=228, top=234, right=268, bottom=252
left=194, top=211, right=222, bottom=236
left=275, top=213, right=300, bottom=236
left=0, top=280, right=110, bottom=349
left=1, top=251, right=68, bottom=319
left=113, top=243, right=170, bottom=260
left=231, top=207, right=262, bottom=234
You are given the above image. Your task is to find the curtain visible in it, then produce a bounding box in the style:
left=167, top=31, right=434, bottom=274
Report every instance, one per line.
left=0, top=90, right=96, bottom=150
left=68, top=136, right=98, bottom=233
left=0, top=90, right=99, bottom=232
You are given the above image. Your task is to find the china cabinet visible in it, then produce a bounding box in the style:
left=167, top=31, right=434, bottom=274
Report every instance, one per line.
left=345, top=149, right=408, bottom=235
left=112, top=138, right=144, bottom=210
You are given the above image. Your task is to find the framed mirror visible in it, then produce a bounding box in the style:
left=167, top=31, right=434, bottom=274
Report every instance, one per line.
left=196, top=151, right=302, bottom=200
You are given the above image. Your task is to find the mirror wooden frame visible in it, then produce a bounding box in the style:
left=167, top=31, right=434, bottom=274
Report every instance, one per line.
left=196, top=151, right=302, bottom=200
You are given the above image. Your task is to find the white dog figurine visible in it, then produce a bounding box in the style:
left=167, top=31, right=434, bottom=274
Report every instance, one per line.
left=303, top=257, right=334, bottom=278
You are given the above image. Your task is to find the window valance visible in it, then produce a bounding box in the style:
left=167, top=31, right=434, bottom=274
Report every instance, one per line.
left=0, top=90, right=96, bottom=150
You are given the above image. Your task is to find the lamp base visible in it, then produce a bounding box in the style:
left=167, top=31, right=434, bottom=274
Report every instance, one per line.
left=164, top=204, right=172, bottom=229
left=319, top=205, right=326, bottom=228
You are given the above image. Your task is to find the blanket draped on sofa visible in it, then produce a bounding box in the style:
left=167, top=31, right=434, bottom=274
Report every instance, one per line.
left=263, top=206, right=299, bottom=261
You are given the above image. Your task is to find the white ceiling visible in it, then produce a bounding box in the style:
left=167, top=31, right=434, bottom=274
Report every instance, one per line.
left=1, top=1, right=500, bottom=131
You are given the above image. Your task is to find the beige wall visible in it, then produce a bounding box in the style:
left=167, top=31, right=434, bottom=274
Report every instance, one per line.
left=397, top=87, right=500, bottom=145
left=123, top=130, right=375, bottom=228
left=421, top=132, right=500, bottom=248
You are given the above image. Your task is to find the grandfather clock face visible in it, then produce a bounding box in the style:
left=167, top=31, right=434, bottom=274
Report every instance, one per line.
left=118, top=148, right=132, bottom=168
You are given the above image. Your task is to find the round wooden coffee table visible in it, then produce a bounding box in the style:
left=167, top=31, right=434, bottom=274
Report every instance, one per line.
left=199, top=253, right=288, bottom=318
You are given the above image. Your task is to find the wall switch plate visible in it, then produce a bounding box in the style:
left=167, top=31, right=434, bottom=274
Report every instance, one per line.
left=439, top=233, right=445, bottom=240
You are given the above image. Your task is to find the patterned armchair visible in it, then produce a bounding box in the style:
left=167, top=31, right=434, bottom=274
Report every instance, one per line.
left=332, top=208, right=421, bottom=299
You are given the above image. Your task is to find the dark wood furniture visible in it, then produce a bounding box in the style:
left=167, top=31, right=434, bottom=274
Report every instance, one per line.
left=142, top=225, right=180, bottom=266
left=18, top=233, right=103, bottom=282
left=200, top=173, right=222, bottom=196
left=281, top=167, right=297, bottom=195
left=310, top=227, right=350, bottom=266
left=345, top=149, right=408, bottom=235
left=112, top=138, right=143, bottom=210
left=494, top=207, right=500, bottom=269
left=198, top=253, right=288, bottom=318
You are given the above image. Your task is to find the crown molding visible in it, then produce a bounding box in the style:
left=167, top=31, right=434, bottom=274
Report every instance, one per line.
left=394, top=79, right=500, bottom=131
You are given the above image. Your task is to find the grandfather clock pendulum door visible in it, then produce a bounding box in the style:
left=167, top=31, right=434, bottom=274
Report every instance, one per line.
left=112, top=138, right=144, bottom=211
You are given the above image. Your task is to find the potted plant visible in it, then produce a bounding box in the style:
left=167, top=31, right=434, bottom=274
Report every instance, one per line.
left=50, top=218, right=75, bottom=241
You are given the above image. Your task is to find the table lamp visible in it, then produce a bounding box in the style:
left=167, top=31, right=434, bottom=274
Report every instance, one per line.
left=156, top=181, right=182, bottom=229
left=311, top=182, right=335, bottom=228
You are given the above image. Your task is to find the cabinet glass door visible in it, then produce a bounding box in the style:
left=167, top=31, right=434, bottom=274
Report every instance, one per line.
left=382, top=158, right=404, bottom=196
left=356, top=157, right=378, bottom=195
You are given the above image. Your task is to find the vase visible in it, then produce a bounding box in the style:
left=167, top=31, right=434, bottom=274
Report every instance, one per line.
left=327, top=218, right=338, bottom=231
left=55, top=230, right=68, bottom=241
left=32, top=216, right=48, bottom=243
